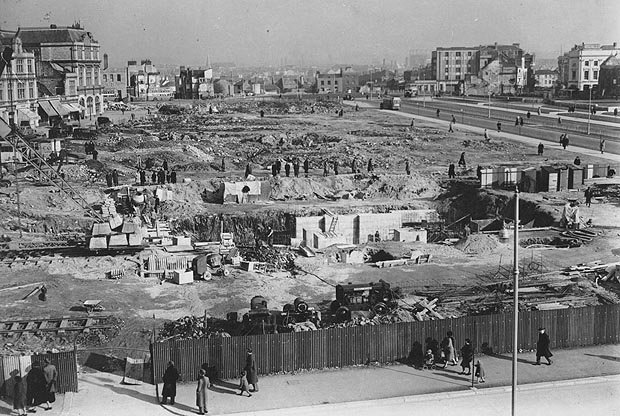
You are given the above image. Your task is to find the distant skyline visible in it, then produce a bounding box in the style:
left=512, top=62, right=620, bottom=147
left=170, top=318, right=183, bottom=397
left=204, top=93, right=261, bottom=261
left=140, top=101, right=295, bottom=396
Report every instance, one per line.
left=2, top=0, right=619, bottom=68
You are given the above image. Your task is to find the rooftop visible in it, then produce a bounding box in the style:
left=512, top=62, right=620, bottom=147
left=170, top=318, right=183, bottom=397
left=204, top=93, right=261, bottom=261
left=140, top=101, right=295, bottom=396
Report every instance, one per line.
left=16, top=25, right=98, bottom=45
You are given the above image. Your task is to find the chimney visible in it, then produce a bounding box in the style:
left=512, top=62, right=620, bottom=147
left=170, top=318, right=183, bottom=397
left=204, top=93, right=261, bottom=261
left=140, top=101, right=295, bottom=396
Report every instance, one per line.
left=103, top=53, right=108, bottom=70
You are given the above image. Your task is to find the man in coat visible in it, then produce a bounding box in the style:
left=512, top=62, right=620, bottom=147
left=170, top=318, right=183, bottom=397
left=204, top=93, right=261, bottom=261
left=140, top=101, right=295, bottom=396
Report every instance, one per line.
left=43, top=358, right=57, bottom=409
left=244, top=348, right=259, bottom=392
left=161, top=361, right=180, bottom=405
left=535, top=327, right=553, bottom=365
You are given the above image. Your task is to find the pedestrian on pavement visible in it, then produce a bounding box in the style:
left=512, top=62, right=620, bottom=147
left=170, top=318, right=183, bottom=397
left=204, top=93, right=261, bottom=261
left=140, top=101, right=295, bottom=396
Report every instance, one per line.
left=497, top=121, right=502, bottom=132
left=535, top=327, right=553, bottom=365
left=161, top=361, right=180, bottom=405
left=410, top=118, right=415, bottom=128
left=562, top=135, right=569, bottom=150
left=27, top=361, right=48, bottom=412
left=451, top=115, right=456, bottom=124
left=448, top=163, right=456, bottom=179
left=459, top=339, right=473, bottom=375
left=106, top=172, right=113, bottom=187
left=537, top=107, right=541, bottom=116
left=558, top=116, right=562, bottom=125
left=260, top=109, right=264, bottom=118
left=275, top=159, right=282, bottom=174
left=13, top=375, right=27, bottom=416
left=520, top=116, right=524, bottom=126
left=475, top=360, right=486, bottom=383
left=238, top=370, right=252, bottom=397
left=515, top=116, right=519, bottom=126
left=436, top=108, right=440, bottom=118
left=484, top=129, right=489, bottom=140
left=355, top=103, right=359, bottom=112
left=584, top=186, right=593, bottom=207
left=245, top=348, right=259, bottom=392
left=527, top=111, right=531, bottom=119
left=112, top=169, right=119, bottom=186
left=43, top=358, right=57, bottom=410
left=538, top=142, right=544, bottom=156
left=303, top=158, right=309, bottom=177
left=195, top=368, right=211, bottom=415
left=92, top=148, right=98, bottom=161
left=574, top=156, right=581, bottom=166
left=449, top=122, right=454, bottom=132
left=458, top=152, right=466, bottom=168
left=600, top=139, right=606, bottom=154
left=151, top=170, right=157, bottom=184
left=140, top=169, right=146, bottom=186
left=441, top=331, right=458, bottom=367
left=351, top=158, right=357, bottom=174
left=405, top=160, right=410, bottom=175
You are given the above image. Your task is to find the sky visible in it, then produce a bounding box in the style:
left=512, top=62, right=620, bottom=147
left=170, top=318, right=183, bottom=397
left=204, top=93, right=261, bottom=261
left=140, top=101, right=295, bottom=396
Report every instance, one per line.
left=1, top=0, right=619, bottom=68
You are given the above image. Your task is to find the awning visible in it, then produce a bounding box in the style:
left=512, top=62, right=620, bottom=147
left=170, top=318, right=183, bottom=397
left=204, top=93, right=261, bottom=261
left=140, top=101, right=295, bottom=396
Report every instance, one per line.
left=49, top=100, right=69, bottom=117
left=39, top=100, right=60, bottom=117
left=64, top=103, right=82, bottom=113
left=16, top=108, right=40, bottom=122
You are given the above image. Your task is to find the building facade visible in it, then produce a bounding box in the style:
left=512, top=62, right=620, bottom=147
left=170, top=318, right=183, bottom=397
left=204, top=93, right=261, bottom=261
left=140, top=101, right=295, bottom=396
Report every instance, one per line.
left=534, top=69, right=559, bottom=89
left=102, top=68, right=128, bottom=101
left=316, top=68, right=358, bottom=94
left=431, top=46, right=479, bottom=93
left=16, top=23, right=103, bottom=117
left=0, top=34, right=40, bottom=127
left=599, top=54, right=620, bottom=98
left=559, top=42, right=620, bottom=91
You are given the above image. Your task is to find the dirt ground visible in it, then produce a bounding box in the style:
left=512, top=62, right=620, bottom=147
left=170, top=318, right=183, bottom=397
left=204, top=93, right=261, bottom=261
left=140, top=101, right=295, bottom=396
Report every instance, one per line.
left=1, top=97, right=619, bottom=356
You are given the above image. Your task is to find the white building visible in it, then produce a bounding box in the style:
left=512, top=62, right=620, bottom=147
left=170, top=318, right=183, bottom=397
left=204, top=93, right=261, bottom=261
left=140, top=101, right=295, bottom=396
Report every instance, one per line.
left=561, top=42, right=620, bottom=91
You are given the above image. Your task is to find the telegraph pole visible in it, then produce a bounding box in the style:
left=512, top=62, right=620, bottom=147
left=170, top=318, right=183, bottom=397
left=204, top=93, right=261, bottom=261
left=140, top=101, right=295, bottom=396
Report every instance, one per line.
left=511, top=186, right=520, bottom=416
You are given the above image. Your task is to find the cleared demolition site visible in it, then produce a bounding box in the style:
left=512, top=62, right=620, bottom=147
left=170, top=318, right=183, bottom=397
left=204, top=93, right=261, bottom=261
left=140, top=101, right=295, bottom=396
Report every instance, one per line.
left=1, top=97, right=620, bottom=375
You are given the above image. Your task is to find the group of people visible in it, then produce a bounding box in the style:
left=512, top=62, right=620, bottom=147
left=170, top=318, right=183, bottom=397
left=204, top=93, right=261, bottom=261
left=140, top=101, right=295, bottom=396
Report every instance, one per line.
left=160, top=348, right=259, bottom=414
left=105, top=169, right=119, bottom=187
left=12, top=358, right=57, bottom=415
left=271, top=158, right=306, bottom=178
left=447, top=152, right=467, bottom=179
left=559, top=133, right=570, bottom=149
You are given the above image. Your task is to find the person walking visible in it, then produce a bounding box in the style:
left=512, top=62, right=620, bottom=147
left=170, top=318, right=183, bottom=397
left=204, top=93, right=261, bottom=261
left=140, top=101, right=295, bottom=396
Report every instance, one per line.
left=475, top=360, right=486, bottom=383
left=448, top=122, right=454, bottom=133
left=600, top=139, right=606, bottom=154
left=483, top=129, right=489, bottom=140
left=441, top=330, right=458, bottom=367
left=238, top=370, right=252, bottom=397
left=195, top=368, right=211, bottom=415
left=459, top=339, right=473, bottom=375
left=405, top=160, right=410, bottom=176
left=351, top=158, right=357, bottom=174
left=562, top=135, right=569, bottom=150
left=526, top=111, right=531, bottom=119
left=170, top=170, right=177, bottom=184
left=436, top=108, right=440, bottom=118
left=303, top=158, right=309, bottom=177
left=43, top=358, right=57, bottom=410
left=537, top=142, right=544, bottom=156
left=367, top=158, right=374, bottom=173
left=515, top=116, right=519, bottom=126
left=27, top=361, right=48, bottom=412
left=106, top=171, right=113, bottom=187
left=245, top=348, right=259, bottom=392
left=451, top=114, right=456, bottom=124
left=221, top=157, right=226, bottom=172
left=584, top=186, right=593, bottom=207
left=497, top=121, right=502, bottom=132
left=535, top=327, right=553, bottom=365
left=13, top=375, right=27, bottom=416
left=458, top=152, right=466, bottom=168
left=285, top=161, right=291, bottom=177
left=161, top=361, right=180, bottom=405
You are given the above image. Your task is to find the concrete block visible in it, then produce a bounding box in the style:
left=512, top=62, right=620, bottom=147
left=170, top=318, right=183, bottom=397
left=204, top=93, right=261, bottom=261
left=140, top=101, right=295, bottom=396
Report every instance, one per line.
left=89, top=236, right=108, bottom=250
left=108, top=234, right=129, bottom=247
left=393, top=228, right=427, bottom=243
left=173, top=236, right=191, bottom=246
left=92, top=223, right=112, bottom=236
left=170, top=270, right=193, bottom=285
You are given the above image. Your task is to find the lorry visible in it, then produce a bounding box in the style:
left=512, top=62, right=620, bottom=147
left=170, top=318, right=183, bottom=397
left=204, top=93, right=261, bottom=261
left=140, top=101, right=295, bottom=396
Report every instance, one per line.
left=379, top=96, right=401, bottom=110
left=330, top=280, right=401, bottom=321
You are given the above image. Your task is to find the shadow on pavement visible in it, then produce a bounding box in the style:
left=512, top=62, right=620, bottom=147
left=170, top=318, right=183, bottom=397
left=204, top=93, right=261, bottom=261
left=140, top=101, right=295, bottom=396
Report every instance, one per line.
left=484, top=353, right=533, bottom=365
left=160, top=402, right=197, bottom=415
left=584, top=353, right=620, bottom=362
left=377, top=365, right=465, bottom=387
left=0, top=396, right=12, bottom=415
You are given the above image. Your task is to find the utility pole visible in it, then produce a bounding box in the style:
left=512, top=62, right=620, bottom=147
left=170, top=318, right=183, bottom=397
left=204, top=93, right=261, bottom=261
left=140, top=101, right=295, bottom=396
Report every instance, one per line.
left=488, top=91, right=491, bottom=119
left=587, top=87, right=592, bottom=135
left=511, top=186, right=520, bottom=416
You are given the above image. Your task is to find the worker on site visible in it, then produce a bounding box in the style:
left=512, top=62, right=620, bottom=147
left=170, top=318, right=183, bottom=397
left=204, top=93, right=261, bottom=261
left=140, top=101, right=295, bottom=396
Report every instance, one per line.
left=303, top=158, right=309, bottom=177
left=92, top=148, right=98, bottom=161
left=275, top=159, right=282, bottom=174
left=285, top=161, right=291, bottom=177
left=105, top=171, right=113, bottom=187
left=496, top=121, right=502, bottom=132
left=333, top=160, right=339, bottom=175
left=221, top=157, right=226, bottom=172
left=367, top=158, right=374, bottom=173
left=151, top=170, right=157, bottom=184
left=163, top=159, right=168, bottom=171
left=458, top=152, right=466, bottom=168
left=351, top=158, right=357, bottom=174
left=405, top=160, right=410, bottom=176
left=293, top=159, right=300, bottom=177
left=112, top=169, right=119, bottom=186
left=448, top=163, right=456, bottom=179
left=170, top=170, right=177, bottom=184
left=271, top=163, right=277, bottom=177
left=484, top=129, right=489, bottom=140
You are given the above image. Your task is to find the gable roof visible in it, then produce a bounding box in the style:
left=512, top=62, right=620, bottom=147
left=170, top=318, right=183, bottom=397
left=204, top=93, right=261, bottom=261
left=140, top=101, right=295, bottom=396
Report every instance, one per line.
left=16, top=27, right=97, bottom=45
left=601, top=54, right=620, bottom=67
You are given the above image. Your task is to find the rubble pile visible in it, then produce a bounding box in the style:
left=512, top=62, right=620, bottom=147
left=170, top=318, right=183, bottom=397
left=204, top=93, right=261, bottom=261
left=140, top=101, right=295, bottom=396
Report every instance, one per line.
left=455, top=233, right=500, bottom=255
left=158, top=315, right=231, bottom=340
left=241, top=246, right=297, bottom=271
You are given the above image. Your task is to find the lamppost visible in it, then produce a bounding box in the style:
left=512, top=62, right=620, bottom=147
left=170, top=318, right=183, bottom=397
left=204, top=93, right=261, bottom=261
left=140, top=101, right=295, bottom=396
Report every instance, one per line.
left=587, top=87, right=592, bottom=135
left=488, top=91, right=491, bottom=119
left=511, top=186, right=520, bottom=416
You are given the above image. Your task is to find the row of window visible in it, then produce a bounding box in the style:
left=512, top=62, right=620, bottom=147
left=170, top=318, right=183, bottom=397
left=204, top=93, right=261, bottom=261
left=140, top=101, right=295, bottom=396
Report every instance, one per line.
left=14, top=59, right=34, bottom=74
left=72, top=46, right=100, bottom=61
left=570, top=70, right=599, bottom=81
left=320, top=80, right=339, bottom=85
left=584, top=60, right=599, bottom=67
left=77, top=66, right=100, bottom=87
left=102, top=74, right=123, bottom=82
left=438, top=51, right=473, bottom=58
left=0, top=81, right=35, bottom=101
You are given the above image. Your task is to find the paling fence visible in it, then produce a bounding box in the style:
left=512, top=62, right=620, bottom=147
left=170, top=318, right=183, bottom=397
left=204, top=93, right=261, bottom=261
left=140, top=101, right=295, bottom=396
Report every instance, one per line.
left=0, top=350, right=78, bottom=397
left=152, top=304, right=620, bottom=382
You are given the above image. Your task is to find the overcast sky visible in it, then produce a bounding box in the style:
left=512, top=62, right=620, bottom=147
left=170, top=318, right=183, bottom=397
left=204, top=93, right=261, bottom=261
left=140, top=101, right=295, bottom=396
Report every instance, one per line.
left=2, top=0, right=619, bottom=68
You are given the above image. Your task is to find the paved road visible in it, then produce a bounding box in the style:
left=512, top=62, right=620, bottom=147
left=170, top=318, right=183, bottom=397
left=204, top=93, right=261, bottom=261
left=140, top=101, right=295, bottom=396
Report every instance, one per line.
left=395, top=99, right=620, bottom=156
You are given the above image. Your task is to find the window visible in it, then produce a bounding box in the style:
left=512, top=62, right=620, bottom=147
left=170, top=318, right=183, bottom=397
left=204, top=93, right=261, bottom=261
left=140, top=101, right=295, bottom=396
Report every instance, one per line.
left=593, top=70, right=598, bottom=80
left=335, top=80, right=338, bottom=85
left=456, top=60, right=461, bottom=65
left=69, top=80, right=76, bottom=95
left=117, top=74, right=121, bottom=82
left=86, top=70, right=92, bottom=86
left=320, top=80, right=324, bottom=85
left=584, top=61, right=589, bottom=67
left=456, top=52, right=461, bottom=57
left=27, top=60, right=32, bottom=73
left=16, top=59, right=23, bottom=73
left=327, top=80, right=331, bottom=85
left=594, top=60, right=598, bottom=66
left=17, top=83, right=24, bottom=98
left=584, top=70, right=589, bottom=80
left=445, top=75, right=449, bottom=80
left=94, top=70, right=99, bottom=85
left=456, top=75, right=461, bottom=80
left=7, top=83, right=13, bottom=101
left=103, top=74, right=107, bottom=82
left=468, top=51, right=472, bottom=56
left=28, top=82, right=34, bottom=98
left=571, top=70, right=577, bottom=80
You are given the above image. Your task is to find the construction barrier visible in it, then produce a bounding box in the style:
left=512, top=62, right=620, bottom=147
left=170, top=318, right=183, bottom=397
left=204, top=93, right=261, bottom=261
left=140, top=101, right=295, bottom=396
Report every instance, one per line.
left=0, top=350, right=78, bottom=397
left=152, top=304, right=620, bottom=382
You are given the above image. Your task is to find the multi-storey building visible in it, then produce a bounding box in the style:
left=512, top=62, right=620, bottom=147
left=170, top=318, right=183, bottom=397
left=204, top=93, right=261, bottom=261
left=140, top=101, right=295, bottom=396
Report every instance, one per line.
left=176, top=67, right=214, bottom=99
left=102, top=68, right=128, bottom=101
left=431, top=46, right=479, bottom=93
left=558, top=42, right=620, bottom=91
left=127, top=59, right=162, bottom=99
left=534, top=69, right=559, bottom=89
left=15, top=23, right=103, bottom=117
left=316, top=68, right=358, bottom=94
left=599, top=54, right=620, bottom=98
left=0, top=33, right=40, bottom=127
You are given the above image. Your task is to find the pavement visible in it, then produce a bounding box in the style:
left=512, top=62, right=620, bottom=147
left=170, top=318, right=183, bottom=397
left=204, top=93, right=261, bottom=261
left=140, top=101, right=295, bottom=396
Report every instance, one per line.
left=1, top=344, right=618, bottom=416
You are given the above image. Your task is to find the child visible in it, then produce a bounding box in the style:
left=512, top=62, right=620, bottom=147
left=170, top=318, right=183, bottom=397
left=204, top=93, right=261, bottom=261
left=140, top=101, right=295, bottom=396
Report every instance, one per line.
left=475, top=360, right=486, bottom=383
left=424, top=349, right=435, bottom=369
left=13, top=375, right=27, bottom=416
left=239, top=370, right=252, bottom=397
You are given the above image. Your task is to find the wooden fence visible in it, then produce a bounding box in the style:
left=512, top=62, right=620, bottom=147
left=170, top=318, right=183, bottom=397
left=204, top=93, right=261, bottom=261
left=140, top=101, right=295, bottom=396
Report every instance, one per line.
left=0, top=350, right=78, bottom=397
left=152, top=304, right=620, bottom=382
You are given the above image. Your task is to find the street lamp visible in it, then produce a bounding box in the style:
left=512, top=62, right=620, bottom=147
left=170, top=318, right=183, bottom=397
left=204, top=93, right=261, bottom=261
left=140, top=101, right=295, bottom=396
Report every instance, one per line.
left=587, top=87, right=592, bottom=135
left=511, top=187, right=520, bottom=416
left=488, top=91, right=491, bottom=119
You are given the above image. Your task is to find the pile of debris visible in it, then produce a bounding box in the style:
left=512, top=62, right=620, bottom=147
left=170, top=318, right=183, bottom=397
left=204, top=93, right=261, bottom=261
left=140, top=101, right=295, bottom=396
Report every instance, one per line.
left=241, top=246, right=297, bottom=271
left=158, top=316, right=232, bottom=340
left=455, top=234, right=500, bottom=255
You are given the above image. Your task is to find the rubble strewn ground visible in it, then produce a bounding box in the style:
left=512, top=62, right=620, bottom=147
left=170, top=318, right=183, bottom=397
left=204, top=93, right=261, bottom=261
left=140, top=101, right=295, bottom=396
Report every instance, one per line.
left=1, top=97, right=619, bottom=356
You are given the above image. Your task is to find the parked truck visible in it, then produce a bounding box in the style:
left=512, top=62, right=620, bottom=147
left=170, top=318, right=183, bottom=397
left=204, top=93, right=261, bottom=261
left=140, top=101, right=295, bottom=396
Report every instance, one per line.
left=330, top=280, right=401, bottom=321
left=379, top=96, right=401, bottom=110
